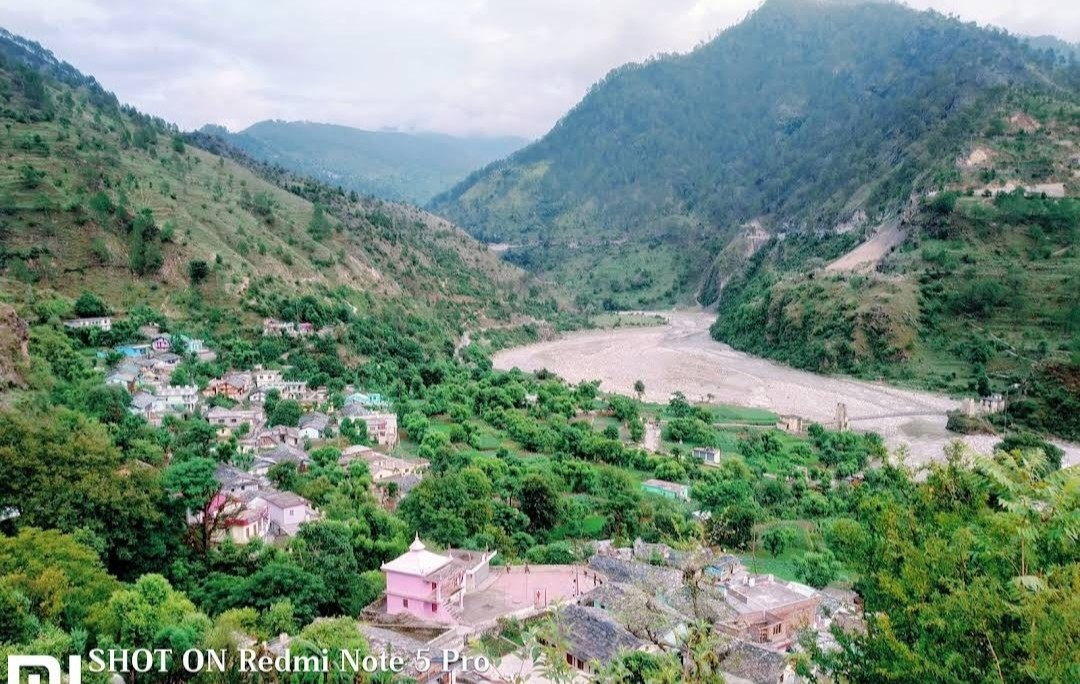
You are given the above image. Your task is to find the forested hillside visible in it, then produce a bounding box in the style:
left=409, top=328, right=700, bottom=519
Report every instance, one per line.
left=712, top=88, right=1080, bottom=439
left=204, top=121, right=527, bottom=205
left=431, top=0, right=1080, bottom=310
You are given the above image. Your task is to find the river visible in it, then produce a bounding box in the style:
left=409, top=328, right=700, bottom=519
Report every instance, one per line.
left=492, top=311, right=1079, bottom=468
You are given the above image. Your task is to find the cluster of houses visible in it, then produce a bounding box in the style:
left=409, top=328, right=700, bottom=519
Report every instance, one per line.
left=203, top=462, right=325, bottom=545
left=357, top=535, right=862, bottom=683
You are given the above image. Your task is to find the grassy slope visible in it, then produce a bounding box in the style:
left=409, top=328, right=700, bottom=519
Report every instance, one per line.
left=0, top=48, right=539, bottom=334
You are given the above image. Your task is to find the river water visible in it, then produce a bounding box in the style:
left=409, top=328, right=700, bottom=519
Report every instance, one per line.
left=492, top=311, right=1079, bottom=468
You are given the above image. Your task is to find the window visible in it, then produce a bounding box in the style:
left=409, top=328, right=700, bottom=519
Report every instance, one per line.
left=758, top=628, right=769, bottom=643
left=402, top=599, right=409, bottom=608
left=431, top=603, right=437, bottom=613
left=431, top=581, right=437, bottom=591
left=772, top=623, right=783, bottom=635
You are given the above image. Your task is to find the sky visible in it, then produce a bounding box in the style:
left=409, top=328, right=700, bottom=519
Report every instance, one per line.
left=0, top=0, right=1077, bottom=139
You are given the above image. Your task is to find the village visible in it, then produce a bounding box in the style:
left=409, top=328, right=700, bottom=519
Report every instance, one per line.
left=62, top=313, right=870, bottom=683
left=69, top=315, right=411, bottom=546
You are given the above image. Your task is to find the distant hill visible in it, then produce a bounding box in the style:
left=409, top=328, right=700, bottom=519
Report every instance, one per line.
left=430, top=0, right=1079, bottom=310
left=201, top=121, right=528, bottom=205
left=1024, top=34, right=1080, bottom=62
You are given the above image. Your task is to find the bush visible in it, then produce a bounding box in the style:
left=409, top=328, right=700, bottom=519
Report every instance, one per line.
left=793, top=550, right=841, bottom=588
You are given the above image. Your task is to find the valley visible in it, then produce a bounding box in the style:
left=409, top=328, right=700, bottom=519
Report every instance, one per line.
left=494, top=310, right=1080, bottom=467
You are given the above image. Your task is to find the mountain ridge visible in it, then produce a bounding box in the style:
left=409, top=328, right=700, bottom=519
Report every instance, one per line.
left=201, top=119, right=529, bottom=205
left=430, top=0, right=1079, bottom=309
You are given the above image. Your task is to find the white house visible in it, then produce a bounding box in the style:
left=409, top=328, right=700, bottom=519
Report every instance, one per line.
left=64, top=316, right=112, bottom=332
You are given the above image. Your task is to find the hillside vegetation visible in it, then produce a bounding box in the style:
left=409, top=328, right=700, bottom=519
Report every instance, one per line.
left=712, top=89, right=1080, bottom=439
left=204, top=121, right=527, bottom=205
left=431, top=0, right=1080, bottom=310
left=0, top=32, right=553, bottom=344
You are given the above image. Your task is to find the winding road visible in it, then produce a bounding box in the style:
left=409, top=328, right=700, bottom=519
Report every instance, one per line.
left=493, top=311, right=1079, bottom=467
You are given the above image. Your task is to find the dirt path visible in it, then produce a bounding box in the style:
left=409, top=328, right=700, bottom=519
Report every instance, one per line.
left=493, top=311, right=1080, bottom=468
left=826, top=220, right=906, bottom=273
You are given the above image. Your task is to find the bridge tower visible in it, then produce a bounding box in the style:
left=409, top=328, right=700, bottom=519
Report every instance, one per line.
left=835, top=403, right=849, bottom=431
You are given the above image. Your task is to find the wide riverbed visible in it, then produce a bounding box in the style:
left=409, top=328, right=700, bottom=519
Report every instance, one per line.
left=493, top=311, right=1079, bottom=468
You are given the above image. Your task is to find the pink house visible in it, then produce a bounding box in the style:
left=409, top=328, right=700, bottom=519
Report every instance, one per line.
left=380, top=536, right=495, bottom=623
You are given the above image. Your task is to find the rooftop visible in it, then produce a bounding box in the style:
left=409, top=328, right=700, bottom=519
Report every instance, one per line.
left=726, top=576, right=819, bottom=614
left=381, top=536, right=452, bottom=577
left=263, top=490, right=310, bottom=508
left=641, top=478, right=689, bottom=493
left=716, top=639, right=792, bottom=684
left=558, top=604, right=645, bottom=666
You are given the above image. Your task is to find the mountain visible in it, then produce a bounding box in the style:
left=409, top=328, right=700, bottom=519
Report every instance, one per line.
left=430, top=0, right=1079, bottom=310
left=0, top=28, right=552, bottom=347
left=202, top=120, right=529, bottom=205
left=1025, top=34, right=1080, bottom=62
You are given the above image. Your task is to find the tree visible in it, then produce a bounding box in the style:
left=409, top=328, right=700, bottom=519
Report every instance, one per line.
left=0, top=528, right=120, bottom=631
left=633, top=379, right=645, bottom=401
left=518, top=474, right=562, bottom=533
left=0, top=409, right=176, bottom=577
left=19, top=164, right=44, bottom=189
left=188, top=260, right=210, bottom=285
left=704, top=504, right=756, bottom=550
left=761, top=527, right=796, bottom=558
left=163, top=457, right=233, bottom=555
left=100, top=574, right=210, bottom=673
left=73, top=291, right=109, bottom=318
left=269, top=399, right=302, bottom=427
left=83, top=385, right=131, bottom=425
left=793, top=550, right=840, bottom=588
left=308, top=203, right=332, bottom=240
left=296, top=617, right=368, bottom=684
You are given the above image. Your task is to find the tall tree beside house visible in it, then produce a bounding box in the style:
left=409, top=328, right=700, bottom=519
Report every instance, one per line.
left=72, top=291, right=110, bottom=318
left=162, top=457, right=232, bottom=556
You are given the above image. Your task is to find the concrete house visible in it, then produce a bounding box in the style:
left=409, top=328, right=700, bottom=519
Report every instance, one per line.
left=253, top=367, right=284, bottom=388
left=251, top=445, right=310, bottom=477
left=381, top=536, right=496, bottom=624
left=339, top=446, right=428, bottom=481
left=776, top=415, right=806, bottom=435
left=641, top=478, right=691, bottom=501
left=340, top=404, right=398, bottom=446
left=255, top=425, right=302, bottom=449
left=64, top=316, right=112, bottom=332
left=693, top=446, right=722, bottom=466
left=206, top=406, right=265, bottom=432
left=224, top=492, right=268, bottom=545
left=298, top=412, right=330, bottom=440
left=265, top=491, right=318, bottom=536
left=205, top=373, right=251, bottom=400
left=344, top=392, right=389, bottom=409
left=158, top=385, right=199, bottom=413
left=719, top=575, right=822, bottom=650
left=214, top=464, right=260, bottom=496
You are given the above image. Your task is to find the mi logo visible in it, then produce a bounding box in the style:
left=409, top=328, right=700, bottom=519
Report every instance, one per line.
left=7, top=656, right=82, bottom=684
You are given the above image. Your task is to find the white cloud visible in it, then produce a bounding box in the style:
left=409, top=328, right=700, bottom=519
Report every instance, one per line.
left=0, top=0, right=1075, bottom=137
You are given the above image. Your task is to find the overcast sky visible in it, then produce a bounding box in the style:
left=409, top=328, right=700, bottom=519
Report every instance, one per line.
left=0, top=0, right=1077, bottom=138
